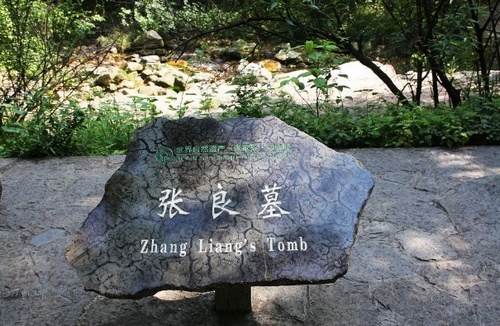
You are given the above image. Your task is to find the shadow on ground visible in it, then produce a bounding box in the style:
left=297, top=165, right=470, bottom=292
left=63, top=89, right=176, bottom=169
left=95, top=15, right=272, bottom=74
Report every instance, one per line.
left=0, top=147, right=499, bottom=325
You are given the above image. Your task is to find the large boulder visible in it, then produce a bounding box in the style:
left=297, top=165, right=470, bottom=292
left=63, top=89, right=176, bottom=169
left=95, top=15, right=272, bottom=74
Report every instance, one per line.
left=131, top=30, right=164, bottom=50
left=66, top=116, right=374, bottom=298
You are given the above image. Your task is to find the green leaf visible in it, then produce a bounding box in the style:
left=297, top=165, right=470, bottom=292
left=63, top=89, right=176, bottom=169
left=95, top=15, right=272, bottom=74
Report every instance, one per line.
left=279, top=79, right=291, bottom=87
left=324, top=44, right=339, bottom=52
left=291, top=77, right=305, bottom=90
left=308, top=68, right=323, bottom=78
left=305, top=40, right=315, bottom=54
left=313, top=78, right=327, bottom=88
left=2, top=126, right=24, bottom=133
left=297, top=71, right=312, bottom=78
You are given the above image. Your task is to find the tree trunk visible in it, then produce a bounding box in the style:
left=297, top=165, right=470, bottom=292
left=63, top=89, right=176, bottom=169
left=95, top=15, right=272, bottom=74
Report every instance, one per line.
left=342, top=42, right=410, bottom=105
left=431, top=69, right=439, bottom=107
left=415, top=59, right=423, bottom=105
left=468, top=0, right=491, bottom=96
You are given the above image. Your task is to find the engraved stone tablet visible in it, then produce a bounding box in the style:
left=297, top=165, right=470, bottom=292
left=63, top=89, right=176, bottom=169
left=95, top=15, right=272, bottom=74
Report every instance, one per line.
left=66, top=116, right=374, bottom=299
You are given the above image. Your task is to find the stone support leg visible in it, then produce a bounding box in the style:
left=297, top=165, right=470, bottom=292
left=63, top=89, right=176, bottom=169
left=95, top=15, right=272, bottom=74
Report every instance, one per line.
left=215, top=286, right=252, bottom=313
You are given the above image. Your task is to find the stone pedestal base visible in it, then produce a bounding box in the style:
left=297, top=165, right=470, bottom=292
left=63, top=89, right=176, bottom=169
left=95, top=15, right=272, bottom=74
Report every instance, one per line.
left=215, top=286, right=252, bottom=313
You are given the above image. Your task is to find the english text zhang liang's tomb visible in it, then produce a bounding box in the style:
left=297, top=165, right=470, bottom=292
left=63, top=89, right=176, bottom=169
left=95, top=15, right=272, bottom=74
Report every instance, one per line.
left=66, top=116, right=374, bottom=310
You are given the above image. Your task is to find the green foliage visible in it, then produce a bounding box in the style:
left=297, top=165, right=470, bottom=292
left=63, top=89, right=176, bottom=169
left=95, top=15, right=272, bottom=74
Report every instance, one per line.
left=119, top=0, right=175, bottom=34
left=0, top=0, right=498, bottom=158
left=0, top=96, right=86, bottom=157
left=1, top=87, right=498, bottom=158
left=220, top=76, right=271, bottom=118
left=271, top=100, right=500, bottom=149
left=120, top=0, right=240, bottom=38
left=459, top=96, right=500, bottom=144
left=431, top=3, right=476, bottom=73
left=0, top=96, right=159, bottom=157
left=72, top=97, right=159, bottom=155
left=0, top=0, right=100, bottom=73
left=280, top=40, right=350, bottom=116
left=0, top=0, right=103, bottom=135
left=97, top=29, right=133, bottom=52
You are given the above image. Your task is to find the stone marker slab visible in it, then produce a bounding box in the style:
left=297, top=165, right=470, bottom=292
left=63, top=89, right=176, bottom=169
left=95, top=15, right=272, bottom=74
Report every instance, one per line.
left=66, top=116, right=374, bottom=299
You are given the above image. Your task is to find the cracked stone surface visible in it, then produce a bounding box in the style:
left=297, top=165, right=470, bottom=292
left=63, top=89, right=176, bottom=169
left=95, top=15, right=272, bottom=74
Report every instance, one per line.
left=66, top=116, right=374, bottom=297
left=1, top=146, right=499, bottom=325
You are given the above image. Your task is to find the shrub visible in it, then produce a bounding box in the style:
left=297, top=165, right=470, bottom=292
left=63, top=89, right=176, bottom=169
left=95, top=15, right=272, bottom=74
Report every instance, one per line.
left=71, top=97, right=159, bottom=156
left=0, top=0, right=104, bottom=156
left=119, top=0, right=240, bottom=39
left=0, top=97, right=86, bottom=157
left=273, top=101, right=500, bottom=149
left=220, top=76, right=271, bottom=118
left=0, top=97, right=159, bottom=157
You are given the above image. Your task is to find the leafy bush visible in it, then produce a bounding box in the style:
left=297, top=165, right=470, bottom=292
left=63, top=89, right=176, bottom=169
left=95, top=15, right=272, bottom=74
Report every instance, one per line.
left=119, top=0, right=175, bottom=35
left=272, top=100, right=500, bottom=148
left=0, top=0, right=102, bottom=120
left=279, top=40, right=350, bottom=117
left=72, top=97, right=159, bottom=156
left=1, top=89, right=497, bottom=158
left=120, top=0, right=240, bottom=38
left=0, top=97, right=159, bottom=157
left=460, top=96, right=500, bottom=145
left=220, top=76, right=271, bottom=118
left=0, top=0, right=104, bottom=156
left=0, top=97, right=86, bottom=157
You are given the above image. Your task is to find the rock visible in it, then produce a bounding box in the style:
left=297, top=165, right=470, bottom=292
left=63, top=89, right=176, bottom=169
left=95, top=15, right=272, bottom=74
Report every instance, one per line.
left=275, top=44, right=303, bottom=64
left=125, top=62, right=144, bottom=72
left=147, top=74, right=159, bottom=83
left=114, top=71, right=128, bottom=84
left=395, top=229, right=458, bottom=261
left=167, top=60, right=188, bottom=68
left=139, top=61, right=189, bottom=92
left=66, top=116, right=374, bottom=299
left=155, top=76, right=186, bottom=92
left=154, top=65, right=189, bottom=91
left=140, top=55, right=161, bottom=65
left=140, top=68, right=155, bottom=80
left=190, top=72, right=215, bottom=83
left=94, top=66, right=120, bottom=88
left=337, top=61, right=397, bottom=81
left=218, top=40, right=257, bottom=61
left=236, top=60, right=273, bottom=83
left=108, top=83, right=118, bottom=92
left=260, top=59, right=282, bottom=73
left=30, top=229, right=66, bottom=247
left=137, top=85, right=163, bottom=96
left=140, top=55, right=162, bottom=70
left=126, top=53, right=141, bottom=62
left=131, top=30, right=164, bottom=50
left=118, top=80, right=136, bottom=90
left=120, top=88, right=138, bottom=96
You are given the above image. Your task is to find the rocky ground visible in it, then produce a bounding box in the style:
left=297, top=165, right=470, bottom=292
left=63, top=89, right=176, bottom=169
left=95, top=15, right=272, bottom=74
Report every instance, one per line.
left=76, top=32, right=485, bottom=118
left=0, top=147, right=499, bottom=325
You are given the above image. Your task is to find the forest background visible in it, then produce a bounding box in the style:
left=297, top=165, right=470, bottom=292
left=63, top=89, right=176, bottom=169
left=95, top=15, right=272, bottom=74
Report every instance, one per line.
left=0, top=0, right=499, bottom=157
